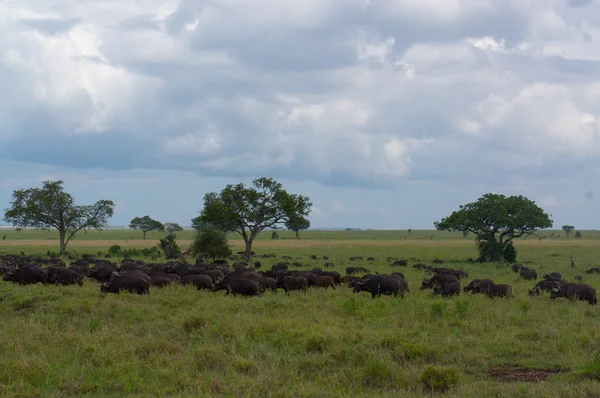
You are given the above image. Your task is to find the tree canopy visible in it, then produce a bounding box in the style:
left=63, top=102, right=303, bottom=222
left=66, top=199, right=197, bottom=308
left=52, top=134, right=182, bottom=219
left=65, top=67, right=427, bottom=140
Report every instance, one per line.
left=285, top=215, right=310, bottom=239
left=561, top=225, right=575, bottom=238
left=192, top=177, right=312, bottom=260
left=129, top=216, right=164, bottom=240
left=164, top=222, right=184, bottom=235
left=434, top=193, right=553, bottom=261
left=3, top=180, right=114, bottom=254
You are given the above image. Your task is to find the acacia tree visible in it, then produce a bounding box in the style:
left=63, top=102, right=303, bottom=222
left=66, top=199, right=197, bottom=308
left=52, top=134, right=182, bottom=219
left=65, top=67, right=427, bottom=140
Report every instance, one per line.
left=164, top=222, right=184, bottom=235
left=129, top=216, right=164, bottom=240
left=192, top=177, right=312, bottom=260
left=285, top=216, right=310, bottom=239
left=434, top=193, right=553, bottom=262
left=3, top=180, right=114, bottom=254
left=562, top=225, right=575, bottom=238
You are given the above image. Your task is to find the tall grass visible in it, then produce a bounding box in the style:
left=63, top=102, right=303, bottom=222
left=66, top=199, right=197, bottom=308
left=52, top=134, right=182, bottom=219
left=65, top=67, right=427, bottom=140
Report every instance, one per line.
left=0, top=236, right=599, bottom=395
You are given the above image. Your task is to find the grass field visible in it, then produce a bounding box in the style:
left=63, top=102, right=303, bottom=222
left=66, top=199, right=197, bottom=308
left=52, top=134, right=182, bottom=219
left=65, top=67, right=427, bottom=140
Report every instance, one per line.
left=1, top=230, right=600, bottom=396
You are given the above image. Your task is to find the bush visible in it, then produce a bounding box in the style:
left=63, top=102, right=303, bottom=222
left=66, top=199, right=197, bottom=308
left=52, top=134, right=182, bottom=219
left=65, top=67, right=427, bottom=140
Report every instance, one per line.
left=420, top=366, right=462, bottom=392
left=158, top=234, right=181, bottom=259
left=575, top=230, right=583, bottom=239
left=108, top=245, right=122, bottom=256
left=503, top=241, right=517, bottom=262
left=190, top=227, right=232, bottom=262
left=271, top=231, right=279, bottom=240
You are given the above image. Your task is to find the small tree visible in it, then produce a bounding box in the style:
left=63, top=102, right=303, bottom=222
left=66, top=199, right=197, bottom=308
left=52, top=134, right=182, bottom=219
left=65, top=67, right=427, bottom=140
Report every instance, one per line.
left=158, top=233, right=181, bottom=259
left=562, top=225, right=575, bottom=238
left=435, top=193, right=552, bottom=262
left=285, top=216, right=310, bottom=239
left=164, top=222, right=184, bottom=235
left=191, top=226, right=232, bottom=262
left=575, top=230, right=582, bottom=239
left=408, top=229, right=412, bottom=236
left=129, top=216, right=164, bottom=240
left=3, top=180, right=114, bottom=254
left=192, top=177, right=312, bottom=261
left=271, top=231, right=279, bottom=240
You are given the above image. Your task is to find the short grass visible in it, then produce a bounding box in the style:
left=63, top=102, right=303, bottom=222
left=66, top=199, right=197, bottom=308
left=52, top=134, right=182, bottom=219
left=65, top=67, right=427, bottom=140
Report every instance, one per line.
left=0, top=232, right=599, bottom=396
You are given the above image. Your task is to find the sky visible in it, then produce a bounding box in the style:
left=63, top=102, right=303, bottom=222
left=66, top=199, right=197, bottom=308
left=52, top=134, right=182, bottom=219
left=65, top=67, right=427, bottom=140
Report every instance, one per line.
left=1, top=0, right=600, bottom=229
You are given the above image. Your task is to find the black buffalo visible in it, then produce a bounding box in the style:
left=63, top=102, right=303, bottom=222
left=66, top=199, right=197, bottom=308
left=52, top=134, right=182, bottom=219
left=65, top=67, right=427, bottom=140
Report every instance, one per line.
left=101, top=274, right=150, bottom=295
left=550, top=283, right=597, bottom=305
left=3, top=266, right=47, bottom=285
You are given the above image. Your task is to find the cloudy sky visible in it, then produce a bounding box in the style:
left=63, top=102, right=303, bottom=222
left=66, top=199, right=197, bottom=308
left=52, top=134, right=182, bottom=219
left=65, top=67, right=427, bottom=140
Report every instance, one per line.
left=1, top=0, right=600, bottom=229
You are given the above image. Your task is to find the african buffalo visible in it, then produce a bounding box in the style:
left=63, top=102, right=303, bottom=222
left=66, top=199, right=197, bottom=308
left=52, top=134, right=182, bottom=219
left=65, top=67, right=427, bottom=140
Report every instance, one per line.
left=550, top=283, right=597, bottom=305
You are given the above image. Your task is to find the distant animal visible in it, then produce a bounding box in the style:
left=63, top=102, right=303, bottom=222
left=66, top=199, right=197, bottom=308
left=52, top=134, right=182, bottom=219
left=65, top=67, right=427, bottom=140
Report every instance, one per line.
left=543, top=272, right=562, bottom=280
left=518, top=267, right=537, bottom=281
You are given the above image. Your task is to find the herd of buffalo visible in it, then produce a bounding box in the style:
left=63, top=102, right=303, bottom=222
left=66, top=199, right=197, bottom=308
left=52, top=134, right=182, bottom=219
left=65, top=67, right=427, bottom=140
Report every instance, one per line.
left=0, top=253, right=597, bottom=305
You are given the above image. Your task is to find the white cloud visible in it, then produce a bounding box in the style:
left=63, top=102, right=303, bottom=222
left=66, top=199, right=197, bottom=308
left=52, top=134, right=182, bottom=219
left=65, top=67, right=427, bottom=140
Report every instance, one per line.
left=1, top=0, right=600, bottom=194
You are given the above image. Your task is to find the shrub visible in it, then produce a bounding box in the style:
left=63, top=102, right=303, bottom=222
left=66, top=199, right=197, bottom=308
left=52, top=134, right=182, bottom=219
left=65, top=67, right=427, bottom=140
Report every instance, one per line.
left=430, top=300, right=448, bottom=319
left=271, top=231, right=279, bottom=240
left=503, top=241, right=518, bottom=262
left=420, top=366, right=462, bottom=392
left=158, top=234, right=181, bottom=259
left=108, top=245, right=122, bottom=256
left=190, top=227, right=232, bottom=261
left=575, top=230, right=583, bottom=239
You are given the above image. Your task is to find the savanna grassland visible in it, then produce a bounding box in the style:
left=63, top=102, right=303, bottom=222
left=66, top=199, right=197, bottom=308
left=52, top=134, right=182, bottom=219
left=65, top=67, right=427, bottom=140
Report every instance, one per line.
left=1, top=229, right=600, bottom=397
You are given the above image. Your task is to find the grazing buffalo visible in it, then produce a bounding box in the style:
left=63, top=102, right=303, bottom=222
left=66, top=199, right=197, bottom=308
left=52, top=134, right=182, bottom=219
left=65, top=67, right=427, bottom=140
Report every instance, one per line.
left=324, top=262, right=335, bottom=268
left=511, top=263, right=523, bottom=273
left=550, top=283, right=597, bottom=305
left=181, top=274, right=214, bottom=290
left=213, top=278, right=261, bottom=297
left=87, top=266, right=115, bottom=283
left=519, top=267, right=538, bottom=281
left=315, top=276, right=336, bottom=290
left=353, top=275, right=407, bottom=299
left=322, top=271, right=342, bottom=285
left=279, top=277, right=308, bottom=294
left=463, top=279, right=494, bottom=294
left=391, top=260, right=407, bottom=267
left=529, top=279, right=565, bottom=296
left=150, top=275, right=173, bottom=288
left=101, top=274, right=150, bottom=295
left=3, top=266, right=48, bottom=285
left=420, top=274, right=459, bottom=290
left=485, top=283, right=513, bottom=298
left=433, top=280, right=460, bottom=297
left=47, top=267, right=83, bottom=286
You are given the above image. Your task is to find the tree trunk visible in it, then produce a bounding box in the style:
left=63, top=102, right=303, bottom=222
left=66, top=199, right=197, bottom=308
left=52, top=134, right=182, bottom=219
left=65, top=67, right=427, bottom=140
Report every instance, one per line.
left=243, top=236, right=254, bottom=262
left=143, top=231, right=146, bottom=240
left=59, top=230, right=66, bottom=254
left=295, top=230, right=300, bottom=239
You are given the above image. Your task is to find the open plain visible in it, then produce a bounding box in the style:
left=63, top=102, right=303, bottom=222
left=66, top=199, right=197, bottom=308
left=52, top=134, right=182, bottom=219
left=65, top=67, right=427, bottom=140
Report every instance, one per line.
left=1, top=229, right=600, bottom=397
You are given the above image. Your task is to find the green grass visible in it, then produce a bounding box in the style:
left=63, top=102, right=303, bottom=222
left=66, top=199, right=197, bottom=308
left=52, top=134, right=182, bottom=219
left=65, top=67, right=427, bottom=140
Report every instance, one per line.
left=0, top=233, right=600, bottom=396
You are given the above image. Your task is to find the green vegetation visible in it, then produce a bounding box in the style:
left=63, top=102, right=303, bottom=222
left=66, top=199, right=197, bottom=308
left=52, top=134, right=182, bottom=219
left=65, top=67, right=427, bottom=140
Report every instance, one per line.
left=0, top=231, right=599, bottom=395
left=435, top=193, right=553, bottom=262
left=192, top=177, right=312, bottom=260
left=129, top=216, right=164, bottom=240
left=3, top=180, right=114, bottom=254
left=190, top=226, right=232, bottom=261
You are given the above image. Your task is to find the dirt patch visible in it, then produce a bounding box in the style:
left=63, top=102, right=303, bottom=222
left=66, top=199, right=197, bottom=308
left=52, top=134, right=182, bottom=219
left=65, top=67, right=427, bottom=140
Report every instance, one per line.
left=488, top=365, right=569, bottom=383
